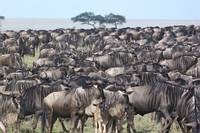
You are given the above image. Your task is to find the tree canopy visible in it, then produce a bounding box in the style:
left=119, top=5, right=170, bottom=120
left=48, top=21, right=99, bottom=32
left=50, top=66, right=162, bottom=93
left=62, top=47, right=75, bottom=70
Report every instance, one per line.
left=104, top=13, right=126, bottom=28
left=0, top=16, right=5, bottom=31
left=0, top=16, right=5, bottom=20
left=71, top=12, right=126, bottom=28
left=71, top=12, right=97, bottom=28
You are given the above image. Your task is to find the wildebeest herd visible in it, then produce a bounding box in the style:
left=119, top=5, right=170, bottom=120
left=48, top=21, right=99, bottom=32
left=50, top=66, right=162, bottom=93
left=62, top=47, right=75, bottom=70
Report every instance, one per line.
left=0, top=25, right=200, bottom=133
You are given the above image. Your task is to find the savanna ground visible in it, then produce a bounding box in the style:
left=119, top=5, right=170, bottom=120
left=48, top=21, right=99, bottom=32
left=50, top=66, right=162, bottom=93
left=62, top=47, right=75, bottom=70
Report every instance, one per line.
left=6, top=52, right=181, bottom=133
left=7, top=115, right=181, bottom=133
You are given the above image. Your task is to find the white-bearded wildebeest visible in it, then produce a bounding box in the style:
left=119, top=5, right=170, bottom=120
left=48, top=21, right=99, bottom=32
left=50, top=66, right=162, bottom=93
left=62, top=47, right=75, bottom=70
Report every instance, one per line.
left=176, top=87, right=200, bottom=133
left=42, top=83, right=105, bottom=133
left=0, top=90, right=21, bottom=133
left=125, top=72, right=189, bottom=133
left=18, top=81, right=67, bottom=133
left=0, top=53, right=23, bottom=70
left=175, top=79, right=200, bottom=133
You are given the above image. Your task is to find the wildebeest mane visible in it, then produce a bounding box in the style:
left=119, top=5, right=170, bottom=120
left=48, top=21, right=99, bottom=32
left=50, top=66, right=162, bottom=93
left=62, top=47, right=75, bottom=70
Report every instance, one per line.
left=20, top=82, right=64, bottom=116
left=103, top=90, right=127, bottom=109
left=141, top=72, right=185, bottom=91
left=176, top=87, right=200, bottom=132
left=140, top=72, right=187, bottom=112
left=69, top=86, right=100, bottom=108
left=173, top=55, right=197, bottom=73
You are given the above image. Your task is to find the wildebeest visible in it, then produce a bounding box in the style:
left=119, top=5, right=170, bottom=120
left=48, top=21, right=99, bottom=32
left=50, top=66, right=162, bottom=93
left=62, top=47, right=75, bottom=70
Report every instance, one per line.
left=33, top=58, right=55, bottom=69
left=176, top=79, right=200, bottom=133
left=42, top=83, right=104, bottom=133
left=1, top=25, right=200, bottom=133
left=93, top=51, right=137, bottom=70
left=0, top=90, right=21, bottom=133
left=159, top=55, right=197, bottom=73
left=18, top=81, right=67, bottom=132
left=126, top=72, right=187, bottom=133
left=0, top=53, right=23, bottom=70
left=176, top=87, right=200, bottom=133
left=6, top=70, right=32, bottom=80
left=3, top=38, right=19, bottom=54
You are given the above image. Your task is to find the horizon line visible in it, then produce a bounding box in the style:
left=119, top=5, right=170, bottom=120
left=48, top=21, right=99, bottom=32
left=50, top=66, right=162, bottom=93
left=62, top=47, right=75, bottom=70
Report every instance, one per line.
left=2, top=18, right=200, bottom=21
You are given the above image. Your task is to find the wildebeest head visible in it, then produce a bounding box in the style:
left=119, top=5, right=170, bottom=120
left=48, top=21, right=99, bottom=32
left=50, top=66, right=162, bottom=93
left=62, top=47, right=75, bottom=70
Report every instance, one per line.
left=176, top=87, right=200, bottom=133
left=0, top=90, right=21, bottom=122
left=98, top=89, right=128, bottom=125
left=80, top=77, right=108, bottom=117
left=84, top=85, right=105, bottom=116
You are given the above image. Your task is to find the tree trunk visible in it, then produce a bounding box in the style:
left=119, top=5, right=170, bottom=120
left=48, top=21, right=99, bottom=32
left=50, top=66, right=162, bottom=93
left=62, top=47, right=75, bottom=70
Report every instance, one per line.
left=91, top=24, right=96, bottom=29
left=114, top=23, right=118, bottom=28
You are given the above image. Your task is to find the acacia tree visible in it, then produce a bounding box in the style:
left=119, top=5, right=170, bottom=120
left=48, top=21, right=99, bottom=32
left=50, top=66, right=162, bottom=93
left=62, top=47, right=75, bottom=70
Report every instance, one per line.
left=104, top=13, right=126, bottom=28
left=0, top=16, right=5, bottom=20
left=71, top=12, right=126, bottom=28
left=93, top=15, right=105, bottom=27
left=71, top=12, right=97, bottom=28
left=0, top=16, right=5, bottom=31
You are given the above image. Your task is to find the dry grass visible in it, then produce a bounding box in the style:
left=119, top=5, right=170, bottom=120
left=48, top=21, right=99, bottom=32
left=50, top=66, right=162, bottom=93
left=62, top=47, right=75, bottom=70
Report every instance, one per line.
left=22, top=49, right=40, bottom=68
left=7, top=115, right=181, bottom=133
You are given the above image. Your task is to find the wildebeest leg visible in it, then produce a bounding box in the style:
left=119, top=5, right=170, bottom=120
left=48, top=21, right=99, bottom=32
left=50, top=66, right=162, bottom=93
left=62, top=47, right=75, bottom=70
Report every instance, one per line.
left=126, top=107, right=136, bottom=133
left=69, top=115, right=79, bottom=133
left=176, top=118, right=186, bottom=133
left=0, top=121, right=6, bottom=133
left=164, top=121, right=173, bottom=133
left=94, top=114, right=103, bottom=133
left=112, top=119, right=117, bottom=133
left=15, top=120, right=21, bottom=133
left=117, top=119, right=124, bottom=133
left=79, top=115, right=88, bottom=133
left=95, top=120, right=101, bottom=133
left=98, top=120, right=104, bottom=133
left=112, top=119, right=123, bottom=133
left=161, top=110, right=173, bottom=133
left=58, top=118, right=69, bottom=132
left=32, top=114, right=39, bottom=133
left=107, top=119, right=114, bottom=133
left=110, top=119, right=119, bottom=133
left=94, top=107, right=103, bottom=133
left=102, top=123, right=107, bottom=133
left=105, top=120, right=112, bottom=133
left=45, top=106, right=57, bottom=133
left=49, top=115, right=57, bottom=133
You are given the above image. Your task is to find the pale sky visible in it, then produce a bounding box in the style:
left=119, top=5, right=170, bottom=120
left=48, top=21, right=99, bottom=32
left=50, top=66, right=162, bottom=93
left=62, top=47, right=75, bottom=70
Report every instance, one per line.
left=0, top=0, right=200, bottom=20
